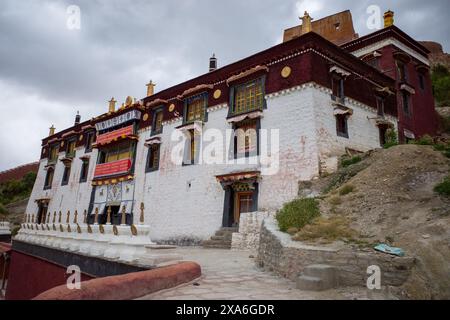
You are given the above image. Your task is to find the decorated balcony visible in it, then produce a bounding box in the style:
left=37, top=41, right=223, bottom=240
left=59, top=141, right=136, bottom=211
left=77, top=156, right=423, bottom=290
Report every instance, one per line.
left=94, top=158, right=132, bottom=179
left=95, top=125, right=136, bottom=147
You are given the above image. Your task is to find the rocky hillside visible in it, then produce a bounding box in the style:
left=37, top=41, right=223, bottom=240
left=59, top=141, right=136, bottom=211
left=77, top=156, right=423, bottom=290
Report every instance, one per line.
left=293, top=144, right=449, bottom=299
left=420, top=41, right=450, bottom=69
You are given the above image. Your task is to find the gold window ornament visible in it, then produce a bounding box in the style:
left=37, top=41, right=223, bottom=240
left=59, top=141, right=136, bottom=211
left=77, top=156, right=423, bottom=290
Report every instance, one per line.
left=169, top=104, right=176, bottom=112
left=79, top=134, right=83, bottom=141
left=281, top=66, right=292, bottom=78
left=143, top=113, right=149, bottom=121
left=213, top=89, right=222, bottom=99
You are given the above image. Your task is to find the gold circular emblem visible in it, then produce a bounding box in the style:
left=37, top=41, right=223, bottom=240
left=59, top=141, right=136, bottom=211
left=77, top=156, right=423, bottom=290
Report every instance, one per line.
left=60, top=141, right=65, bottom=148
left=168, top=104, right=176, bottom=112
left=79, top=134, right=83, bottom=141
left=281, top=66, right=292, bottom=78
left=125, top=96, right=134, bottom=106
left=143, top=113, right=149, bottom=121
left=213, top=89, right=222, bottom=99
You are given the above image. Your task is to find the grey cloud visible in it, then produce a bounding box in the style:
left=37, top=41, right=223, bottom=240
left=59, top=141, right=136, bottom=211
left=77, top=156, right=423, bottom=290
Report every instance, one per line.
left=0, top=0, right=449, bottom=170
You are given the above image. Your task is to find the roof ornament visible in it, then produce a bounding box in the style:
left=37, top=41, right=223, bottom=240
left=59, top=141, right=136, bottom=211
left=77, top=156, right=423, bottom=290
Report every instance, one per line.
left=146, top=80, right=156, bottom=97
left=300, top=11, right=313, bottom=34
left=384, top=10, right=394, bottom=28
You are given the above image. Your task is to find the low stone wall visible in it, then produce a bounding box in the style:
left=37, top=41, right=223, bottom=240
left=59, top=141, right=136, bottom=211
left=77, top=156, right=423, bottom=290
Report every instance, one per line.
left=257, top=217, right=415, bottom=288
left=33, top=261, right=201, bottom=300
left=231, top=211, right=272, bottom=252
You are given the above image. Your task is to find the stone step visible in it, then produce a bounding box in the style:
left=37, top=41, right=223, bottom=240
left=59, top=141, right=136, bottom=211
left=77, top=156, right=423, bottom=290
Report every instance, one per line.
left=296, top=275, right=326, bottom=291
left=219, top=227, right=238, bottom=232
left=211, top=235, right=227, bottom=241
left=202, top=239, right=231, bottom=246
left=303, top=264, right=338, bottom=285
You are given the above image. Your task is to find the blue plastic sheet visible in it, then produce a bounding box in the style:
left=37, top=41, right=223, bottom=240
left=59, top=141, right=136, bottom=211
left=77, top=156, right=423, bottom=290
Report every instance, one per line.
left=374, top=244, right=405, bottom=257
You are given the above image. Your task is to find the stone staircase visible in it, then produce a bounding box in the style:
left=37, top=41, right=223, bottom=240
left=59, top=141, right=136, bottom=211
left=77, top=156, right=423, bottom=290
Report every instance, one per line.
left=296, top=264, right=339, bottom=291
left=202, top=227, right=238, bottom=249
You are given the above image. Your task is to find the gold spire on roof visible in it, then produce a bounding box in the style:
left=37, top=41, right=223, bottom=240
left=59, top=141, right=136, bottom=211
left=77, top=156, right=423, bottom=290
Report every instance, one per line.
left=384, top=10, right=394, bottom=28
left=146, top=80, right=156, bottom=97
left=108, top=97, right=117, bottom=113
left=300, top=11, right=313, bottom=34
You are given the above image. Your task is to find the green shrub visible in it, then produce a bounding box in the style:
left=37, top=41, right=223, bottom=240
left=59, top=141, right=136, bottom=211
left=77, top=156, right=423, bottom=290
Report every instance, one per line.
left=415, top=135, right=434, bottom=146
left=276, top=198, right=320, bottom=232
left=0, top=203, right=6, bottom=215
left=434, top=176, right=450, bottom=196
left=339, top=184, right=355, bottom=196
left=383, top=129, right=398, bottom=149
left=342, top=156, right=362, bottom=168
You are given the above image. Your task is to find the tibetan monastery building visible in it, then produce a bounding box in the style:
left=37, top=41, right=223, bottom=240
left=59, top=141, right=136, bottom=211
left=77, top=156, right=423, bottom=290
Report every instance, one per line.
left=25, top=10, right=437, bottom=245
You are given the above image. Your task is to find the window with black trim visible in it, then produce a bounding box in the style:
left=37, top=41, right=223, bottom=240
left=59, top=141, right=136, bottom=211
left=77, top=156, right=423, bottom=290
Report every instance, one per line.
left=184, top=94, right=207, bottom=124
left=233, top=119, right=259, bottom=159
left=44, top=168, right=54, bottom=190
left=151, top=108, right=164, bottom=136
left=183, top=129, right=199, bottom=166
left=97, top=141, right=132, bottom=164
left=397, top=61, right=408, bottom=82
left=146, top=144, right=160, bottom=172
left=332, top=75, right=344, bottom=100
left=48, top=144, right=59, bottom=164
left=376, top=96, right=385, bottom=117
left=418, top=73, right=425, bottom=90
left=230, top=78, right=265, bottom=116
left=85, top=131, right=96, bottom=152
left=402, top=91, right=411, bottom=116
left=66, top=139, right=76, bottom=158
left=62, top=165, right=71, bottom=186
left=80, top=160, right=89, bottom=183
left=336, top=114, right=349, bottom=138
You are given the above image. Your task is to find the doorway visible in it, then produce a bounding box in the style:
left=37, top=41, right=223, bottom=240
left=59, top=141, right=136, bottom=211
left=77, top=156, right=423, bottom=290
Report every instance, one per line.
left=36, top=203, right=48, bottom=224
left=233, top=192, right=253, bottom=226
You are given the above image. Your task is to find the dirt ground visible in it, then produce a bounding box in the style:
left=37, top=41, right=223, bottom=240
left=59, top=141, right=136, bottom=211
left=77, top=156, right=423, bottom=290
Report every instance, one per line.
left=317, top=145, right=450, bottom=299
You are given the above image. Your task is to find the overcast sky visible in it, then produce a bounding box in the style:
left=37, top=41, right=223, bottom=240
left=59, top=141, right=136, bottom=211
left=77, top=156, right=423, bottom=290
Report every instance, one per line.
left=0, top=0, right=449, bottom=171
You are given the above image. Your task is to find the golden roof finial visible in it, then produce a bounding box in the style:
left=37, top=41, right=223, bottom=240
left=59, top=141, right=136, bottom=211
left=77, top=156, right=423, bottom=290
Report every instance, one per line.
left=301, top=11, right=313, bottom=34
left=146, top=80, right=156, bottom=97
left=49, top=125, right=56, bottom=136
left=384, top=10, right=394, bottom=28
left=108, top=97, right=117, bottom=113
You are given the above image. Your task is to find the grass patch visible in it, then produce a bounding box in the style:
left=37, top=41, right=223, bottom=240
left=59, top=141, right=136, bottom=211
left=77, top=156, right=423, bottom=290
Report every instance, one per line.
left=292, top=216, right=356, bottom=243
left=328, top=196, right=342, bottom=205
left=434, top=176, right=450, bottom=196
left=341, top=156, right=362, bottom=168
left=276, top=198, right=320, bottom=232
left=339, top=184, right=355, bottom=196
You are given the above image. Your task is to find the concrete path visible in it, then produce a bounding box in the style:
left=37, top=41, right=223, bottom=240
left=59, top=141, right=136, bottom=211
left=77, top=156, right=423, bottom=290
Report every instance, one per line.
left=139, top=247, right=390, bottom=300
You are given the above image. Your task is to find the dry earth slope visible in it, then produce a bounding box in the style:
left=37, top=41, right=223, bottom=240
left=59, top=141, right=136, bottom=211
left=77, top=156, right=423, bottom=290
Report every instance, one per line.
left=319, top=145, right=450, bottom=299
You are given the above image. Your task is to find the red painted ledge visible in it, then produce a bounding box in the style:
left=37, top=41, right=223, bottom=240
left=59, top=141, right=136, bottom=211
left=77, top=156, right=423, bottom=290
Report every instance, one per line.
left=33, top=261, right=201, bottom=300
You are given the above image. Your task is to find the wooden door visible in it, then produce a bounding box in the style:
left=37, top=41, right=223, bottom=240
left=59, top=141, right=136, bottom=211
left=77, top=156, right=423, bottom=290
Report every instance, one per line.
left=233, top=192, right=253, bottom=225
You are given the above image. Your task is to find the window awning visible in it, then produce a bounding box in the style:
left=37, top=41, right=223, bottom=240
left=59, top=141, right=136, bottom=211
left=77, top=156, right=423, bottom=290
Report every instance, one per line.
left=176, top=120, right=203, bottom=132
left=404, top=129, right=415, bottom=139
left=226, top=65, right=269, bottom=86
left=400, top=84, right=416, bottom=95
left=227, top=111, right=263, bottom=123
left=333, top=107, right=353, bottom=116
left=216, top=171, right=260, bottom=183
left=329, top=65, right=351, bottom=77
left=96, top=125, right=135, bottom=146
left=144, top=137, right=162, bottom=146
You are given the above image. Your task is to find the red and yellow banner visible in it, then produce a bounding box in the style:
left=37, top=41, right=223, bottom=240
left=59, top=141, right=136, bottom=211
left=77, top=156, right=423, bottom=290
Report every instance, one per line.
left=94, top=158, right=132, bottom=178
left=96, top=125, right=134, bottom=146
